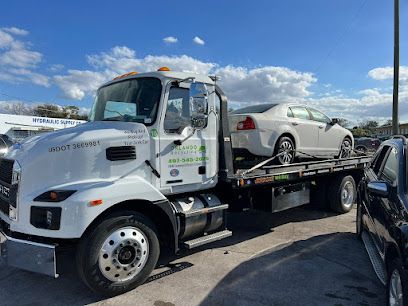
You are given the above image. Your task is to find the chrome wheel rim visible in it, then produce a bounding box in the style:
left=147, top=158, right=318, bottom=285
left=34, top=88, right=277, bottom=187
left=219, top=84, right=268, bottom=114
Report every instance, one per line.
left=99, top=226, right=149, bottom=282
left=389, top=269, right=404, bottom=306
left=340, top=139, right=352, bottom=158
left=341, top=181, right=354, bottom=208
left=278, top=140, right=294, bottom=164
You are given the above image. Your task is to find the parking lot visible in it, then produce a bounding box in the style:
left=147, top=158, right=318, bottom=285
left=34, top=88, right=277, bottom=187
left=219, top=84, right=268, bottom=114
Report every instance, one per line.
left=0, top=206, right=384, bottom=306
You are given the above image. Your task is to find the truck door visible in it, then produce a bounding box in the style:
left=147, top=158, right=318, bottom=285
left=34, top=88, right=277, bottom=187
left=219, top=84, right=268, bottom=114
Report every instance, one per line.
left=158, top=83, right=217, bottom=191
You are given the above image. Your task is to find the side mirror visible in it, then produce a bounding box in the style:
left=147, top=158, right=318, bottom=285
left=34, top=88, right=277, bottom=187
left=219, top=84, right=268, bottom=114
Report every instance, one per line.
left=331, top=118, right=339, bottom=125
left=189, top=82, right=208, bottom=129
left=367, top=181, right=389, bottom=198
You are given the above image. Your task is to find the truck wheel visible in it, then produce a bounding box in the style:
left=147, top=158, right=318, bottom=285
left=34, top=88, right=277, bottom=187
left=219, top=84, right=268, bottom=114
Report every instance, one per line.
left=387, top=258, right=408, bottom=306
left=328, top=175, right=356, bottom=213
left=76, top=211, right=160, bottom=296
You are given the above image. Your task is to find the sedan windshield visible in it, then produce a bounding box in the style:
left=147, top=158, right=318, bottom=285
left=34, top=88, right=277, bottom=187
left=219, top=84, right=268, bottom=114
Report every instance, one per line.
left=89, top=77, right=162, bottom=125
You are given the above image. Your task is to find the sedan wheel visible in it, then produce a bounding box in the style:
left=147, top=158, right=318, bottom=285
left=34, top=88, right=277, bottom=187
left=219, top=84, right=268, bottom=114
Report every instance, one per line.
left=276, top=137, right=295, bottom=165
left=339, top=138, right=352, bottom=158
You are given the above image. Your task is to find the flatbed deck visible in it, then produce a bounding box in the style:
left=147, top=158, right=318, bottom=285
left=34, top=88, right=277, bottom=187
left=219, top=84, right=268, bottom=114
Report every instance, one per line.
left=230, top=156, right=372, bottom=188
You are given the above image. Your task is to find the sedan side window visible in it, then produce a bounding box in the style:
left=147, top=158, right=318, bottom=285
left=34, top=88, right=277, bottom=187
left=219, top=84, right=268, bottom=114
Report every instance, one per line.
left=379, top=147, right=398, bottom=186
left=308, top=108, right=331, bottom=124
left=290, top=106, right=310, bottom=120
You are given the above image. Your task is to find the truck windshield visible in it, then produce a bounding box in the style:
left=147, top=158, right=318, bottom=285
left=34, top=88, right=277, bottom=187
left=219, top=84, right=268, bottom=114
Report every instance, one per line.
left=89, top=77, right=162, bottom=125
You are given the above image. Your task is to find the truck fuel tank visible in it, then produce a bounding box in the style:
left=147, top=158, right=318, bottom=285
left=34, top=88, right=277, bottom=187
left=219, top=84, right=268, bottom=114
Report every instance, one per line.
left=172, top=194, right=225, bottom=239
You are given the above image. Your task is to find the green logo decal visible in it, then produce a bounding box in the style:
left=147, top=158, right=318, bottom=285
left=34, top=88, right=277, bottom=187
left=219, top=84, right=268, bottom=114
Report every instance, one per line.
left=150, top=129, right=158, bottom=138
left=198, top=145, right=206, bottom=152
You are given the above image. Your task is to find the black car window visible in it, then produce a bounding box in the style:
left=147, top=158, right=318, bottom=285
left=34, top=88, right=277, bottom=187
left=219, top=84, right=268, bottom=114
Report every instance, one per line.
left=290, top=106, right=310, bottom=120
left=379, top=147, right=398, bottom=186
left=371, top=146, right=390, bottom=176
left=231, top=104, right=277, bottom=114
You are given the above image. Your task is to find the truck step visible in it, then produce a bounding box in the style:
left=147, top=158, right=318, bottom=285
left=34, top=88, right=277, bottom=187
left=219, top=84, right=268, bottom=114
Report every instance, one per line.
left=183, top=230, right=232, bottom=249
left=180, top=204, right=229, bottom=218
left=362, top=231, right=386, bottom=286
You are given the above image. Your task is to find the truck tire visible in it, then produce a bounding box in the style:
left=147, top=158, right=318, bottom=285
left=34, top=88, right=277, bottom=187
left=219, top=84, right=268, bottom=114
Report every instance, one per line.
left=328, top=175, right=356, bottom=213
left=76, top=211, right=160, bottom=296
left=387, top=258, right=408, bottom=306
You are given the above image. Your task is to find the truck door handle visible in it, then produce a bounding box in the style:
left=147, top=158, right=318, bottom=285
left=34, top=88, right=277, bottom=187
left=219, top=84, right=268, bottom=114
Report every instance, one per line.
left=319, top=125, right=324, bottom=129
left=292, top=122, right=299, bottom=126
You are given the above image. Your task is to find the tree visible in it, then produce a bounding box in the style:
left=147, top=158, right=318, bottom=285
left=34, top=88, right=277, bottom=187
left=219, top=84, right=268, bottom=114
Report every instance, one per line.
left=359, top=120, right=379, bottom=130
left=33, top=104, right=65, bottom=118
left=3, top=102, right=34, bottom=115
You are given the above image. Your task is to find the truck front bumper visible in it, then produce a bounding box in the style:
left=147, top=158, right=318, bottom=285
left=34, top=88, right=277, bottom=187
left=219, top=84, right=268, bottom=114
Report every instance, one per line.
left=0, top=230, right=58, bottom=278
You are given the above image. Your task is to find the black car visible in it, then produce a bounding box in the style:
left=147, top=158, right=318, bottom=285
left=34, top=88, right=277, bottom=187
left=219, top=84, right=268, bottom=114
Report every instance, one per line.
left=357, top=136, right=408, bottom=306
left=355, top=137, right=381, bottom=153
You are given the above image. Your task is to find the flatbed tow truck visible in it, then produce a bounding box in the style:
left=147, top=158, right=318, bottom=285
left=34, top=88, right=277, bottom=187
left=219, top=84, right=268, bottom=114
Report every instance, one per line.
left=0, top=68, right=371, bottom=296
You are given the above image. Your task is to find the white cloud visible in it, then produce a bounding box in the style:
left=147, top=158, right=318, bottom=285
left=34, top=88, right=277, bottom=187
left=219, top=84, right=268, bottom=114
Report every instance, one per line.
left=0, top=27, right=49, bottom=87
left=163, top=36, right=178, bottom=44
left=215, top=65, right=316, bottom=102
left=1, top=27, right=29, bottom=36
left=49, top=64, right=64, bottom=72
left=368, top=66, right=408, bottom=83
left=54, top=70, right=107, bottom=100
left=54, top=46, right=217, bottom=99
left=193, top=36, right=205, bottom=45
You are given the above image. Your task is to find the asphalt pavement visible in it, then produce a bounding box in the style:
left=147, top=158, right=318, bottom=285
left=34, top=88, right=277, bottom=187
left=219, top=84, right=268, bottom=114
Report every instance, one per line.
left=0, top=206, right=385, bottom=306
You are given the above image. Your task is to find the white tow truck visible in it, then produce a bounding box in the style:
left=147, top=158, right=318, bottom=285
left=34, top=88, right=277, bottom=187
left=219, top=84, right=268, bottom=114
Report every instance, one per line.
left=0, top=68, right=371, bottom=296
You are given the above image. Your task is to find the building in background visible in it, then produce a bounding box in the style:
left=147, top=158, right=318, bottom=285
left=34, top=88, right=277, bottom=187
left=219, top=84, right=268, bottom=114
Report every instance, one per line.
left=0, top=114, right=86, bottom=142
left=373, top=123, right=408, bottom=138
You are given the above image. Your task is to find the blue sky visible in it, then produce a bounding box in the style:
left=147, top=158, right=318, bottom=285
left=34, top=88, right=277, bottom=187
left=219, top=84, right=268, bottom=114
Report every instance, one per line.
left=0, top=0, right=407, bottom=123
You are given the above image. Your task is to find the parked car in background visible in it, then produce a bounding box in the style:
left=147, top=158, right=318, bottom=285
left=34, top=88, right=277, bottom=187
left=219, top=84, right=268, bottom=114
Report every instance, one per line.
left=229, top=103, right=354, bottom=165
left=0, top=134, right=13, bottom=156
left=354, top=137, right=381, bottom=154
left=357, top=136, right=408, bottom=305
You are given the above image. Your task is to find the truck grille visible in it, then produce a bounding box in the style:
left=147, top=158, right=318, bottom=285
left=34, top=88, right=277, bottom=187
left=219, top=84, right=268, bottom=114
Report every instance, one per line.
left=0, top=159, right=13, bottom=184
left=106, top=146, right=136, bottom=161
left=0, top=158, right=15, bottom=217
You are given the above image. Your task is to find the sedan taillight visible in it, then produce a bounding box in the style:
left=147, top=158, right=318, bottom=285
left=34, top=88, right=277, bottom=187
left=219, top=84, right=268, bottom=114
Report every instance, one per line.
left=237, top=117, right=256, bottom=130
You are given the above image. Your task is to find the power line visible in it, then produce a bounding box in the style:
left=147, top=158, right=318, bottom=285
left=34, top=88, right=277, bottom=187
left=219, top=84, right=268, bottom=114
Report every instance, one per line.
left=314, top=0, right=369, bottom=74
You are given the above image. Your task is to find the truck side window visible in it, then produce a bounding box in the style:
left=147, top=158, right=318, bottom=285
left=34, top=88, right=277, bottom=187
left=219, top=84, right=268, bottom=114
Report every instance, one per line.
left=371, top=146, right=390, bottom=176
left=164, top=87, right=191, bottom=133
left=379, top=147, right=398, bottom=186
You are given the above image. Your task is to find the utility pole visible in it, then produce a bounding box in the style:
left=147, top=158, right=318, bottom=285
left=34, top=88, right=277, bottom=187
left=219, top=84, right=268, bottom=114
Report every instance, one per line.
left=392, top=0, right=400, bottom=135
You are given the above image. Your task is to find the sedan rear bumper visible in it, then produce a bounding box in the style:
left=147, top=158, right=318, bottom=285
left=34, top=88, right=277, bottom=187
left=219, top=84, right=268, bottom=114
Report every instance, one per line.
left=0, top=230, right=58, bottom=278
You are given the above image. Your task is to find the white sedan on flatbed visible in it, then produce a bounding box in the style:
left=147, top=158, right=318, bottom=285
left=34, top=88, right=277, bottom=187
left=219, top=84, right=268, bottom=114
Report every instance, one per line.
left=229, top=103, right=354, bottom=165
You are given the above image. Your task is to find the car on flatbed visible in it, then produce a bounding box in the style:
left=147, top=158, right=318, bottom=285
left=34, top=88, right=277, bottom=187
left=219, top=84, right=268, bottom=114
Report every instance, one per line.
left=229, top=103, right=354, bottom=165
left=357, top=135, right=408, bottom=306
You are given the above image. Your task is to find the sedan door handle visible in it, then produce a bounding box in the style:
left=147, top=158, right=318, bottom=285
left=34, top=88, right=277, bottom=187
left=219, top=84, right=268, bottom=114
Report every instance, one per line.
left=318, top=125, right=324, bottom=129
left=292, top=122, right=299, bottom=126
